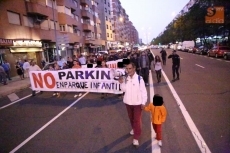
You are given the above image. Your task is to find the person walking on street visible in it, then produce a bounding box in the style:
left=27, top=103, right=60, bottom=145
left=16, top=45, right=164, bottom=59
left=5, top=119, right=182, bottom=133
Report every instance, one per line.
left=2, top=61, right=11, bottom=80
left=72, top=60, right=82, bottom=97
left=139, top=51, right=150, bottom=86
left=168, top=50, right=180, bottom=81
left=118, top=62, right=147, bottom=147
left=143, top=94, right=167, bottom=147
left=154, top=55, right=162, bottom=83
left=23, top=59, right=30, bottom=78
left=147, top=49, right=154, bottom=69
left=28, top=61, right=42, bottom=96
left=130, top=53, right=140, bottom=75
left=160, top=48, right=167, bottom=65
left=16, top=62, right=24, bottom=80
left=0, top=65, right=7, bottom=85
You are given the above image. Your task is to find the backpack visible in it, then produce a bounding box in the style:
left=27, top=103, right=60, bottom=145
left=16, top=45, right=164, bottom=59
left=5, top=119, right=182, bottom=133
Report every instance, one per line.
left=125, top=75, right=142, bottom=85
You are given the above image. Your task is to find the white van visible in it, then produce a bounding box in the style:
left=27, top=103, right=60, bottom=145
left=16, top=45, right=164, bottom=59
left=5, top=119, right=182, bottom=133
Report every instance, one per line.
left=181, top=41, right=195, bottom=52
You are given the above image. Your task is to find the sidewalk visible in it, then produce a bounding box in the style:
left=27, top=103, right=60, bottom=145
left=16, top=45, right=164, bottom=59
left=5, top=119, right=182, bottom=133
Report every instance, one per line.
left=0, top=76, right=31, bottom=98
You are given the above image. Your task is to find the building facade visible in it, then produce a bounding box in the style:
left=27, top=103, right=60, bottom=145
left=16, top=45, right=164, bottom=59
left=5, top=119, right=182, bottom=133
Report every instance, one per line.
left=0, top=0, right=138, bottom=77
left=111, top=0, right=139, bottom=48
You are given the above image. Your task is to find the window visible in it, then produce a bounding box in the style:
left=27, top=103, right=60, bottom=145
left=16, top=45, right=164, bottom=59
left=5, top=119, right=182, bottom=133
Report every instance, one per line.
left=106, top=25, right=108, bottom=29
left=65, top=7, right=71, bottom=16
left=23, top=16, right=33, bottom=27
left=73, top=0, right=78, bottom=7
left=49, top=20, right=54, bottom=29
left=68, top=25, right=73, bottom=33
left=107, top=33, right=109, bottom=37
left=47, top=0, right=56, bottom=8
left=104, top=0, right=106, bottom=4
left=109, top=11, right=110, bottom=15
left=77, top=30, right=81, bottom=36
left=108, top=2, right=110, bottom=7
left=7, top=11, right=20, bottom=25
left=60, top=24, right=66, bottom=32
left=40, top=20, right=49, bottom=30
left=75, top=15, right=79, bottom=21
left=105, top=8, right=107, bottom=13
left=105, top=16, right=108, bottom=21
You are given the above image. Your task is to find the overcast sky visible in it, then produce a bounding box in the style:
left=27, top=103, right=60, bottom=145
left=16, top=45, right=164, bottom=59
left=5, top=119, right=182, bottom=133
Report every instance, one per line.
left=120, top=0, right=190, bottom=44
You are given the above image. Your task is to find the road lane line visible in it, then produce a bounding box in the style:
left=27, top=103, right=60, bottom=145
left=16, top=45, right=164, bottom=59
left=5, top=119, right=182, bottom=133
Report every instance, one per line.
left=225, top=61, right=230, bottom=63
left=161, top=71, right=211, bottom=153
left=9, top=92, right=89, bottom=153
left=151, top=50, right=211, bottom=153
left=149, top=70, right=161, bottom=153
left=0, top=91, right=40, bottom=110
left=217, top=59, right=221, bottom=61
left=195, top=64, right=205, bottom=68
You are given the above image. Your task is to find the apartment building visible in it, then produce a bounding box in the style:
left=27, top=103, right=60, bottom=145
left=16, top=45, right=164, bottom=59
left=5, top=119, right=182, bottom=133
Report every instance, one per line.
left=99, top=0, right=115, bottom=50
left=0, top=0, right=105, bottom=76
left=111, top=0, right=139, bottom=47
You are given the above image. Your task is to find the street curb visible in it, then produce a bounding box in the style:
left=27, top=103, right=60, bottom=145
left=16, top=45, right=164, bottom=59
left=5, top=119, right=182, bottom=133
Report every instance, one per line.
left=0, top=84, right=31, bottom=98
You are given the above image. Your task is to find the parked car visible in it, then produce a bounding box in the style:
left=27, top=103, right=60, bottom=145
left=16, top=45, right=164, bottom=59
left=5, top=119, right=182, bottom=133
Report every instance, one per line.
left=223, top=52, right=230, bottom=60
left=207, top=46, right=230, bottom=58
left=188, top=47, right=194, bottom=53
left=188, top=46, right=199, bottom=53
left=196, top=46, right=209, bottom=55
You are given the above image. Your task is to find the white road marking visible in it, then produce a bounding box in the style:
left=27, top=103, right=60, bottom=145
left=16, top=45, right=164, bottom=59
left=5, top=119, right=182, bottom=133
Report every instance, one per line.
left=151, top=50, right=211, bottom=153
left=180, top=58, right=183, bottom=59
left=9, top=92, right=89, bottom=153
left=217, top=59, right=221, bottom=61
left=0, top=91, right=40, bottom=110
left=7, top=93, right=19, bottom=102
left=225, top=61, right=230, bottom=63
left=195, top=64, right=205, bottom=68
left=161, top=70, right=211, bottom=153
left=149, top=70, right=161, bottom=153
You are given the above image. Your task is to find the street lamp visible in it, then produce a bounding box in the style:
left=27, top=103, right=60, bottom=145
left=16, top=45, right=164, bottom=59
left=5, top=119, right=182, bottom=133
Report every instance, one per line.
left=142, top=27, right=152, bottom=45
left=51, top=0, right=59, bottom=61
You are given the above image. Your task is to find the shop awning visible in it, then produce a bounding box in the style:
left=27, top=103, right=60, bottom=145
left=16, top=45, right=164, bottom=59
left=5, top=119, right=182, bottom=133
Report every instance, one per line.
left=10, top=47, right=43, bottom=53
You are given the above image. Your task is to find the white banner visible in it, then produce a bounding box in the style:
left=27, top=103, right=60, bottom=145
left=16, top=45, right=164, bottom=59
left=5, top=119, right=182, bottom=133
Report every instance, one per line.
left=29, top=68, right=125, bottom=94
left=81, top=59, right=123, bottom=68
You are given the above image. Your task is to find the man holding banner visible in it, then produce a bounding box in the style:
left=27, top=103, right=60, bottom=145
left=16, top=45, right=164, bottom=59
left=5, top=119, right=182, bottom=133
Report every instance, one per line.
left=118, top=62, right=147, bottom=147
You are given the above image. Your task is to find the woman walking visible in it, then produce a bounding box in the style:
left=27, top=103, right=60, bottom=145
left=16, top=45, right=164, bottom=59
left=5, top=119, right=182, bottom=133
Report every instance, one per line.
left=16, top=62, right=24, bottom=80
left=72, top=60, right=82, bottom=97
left=154, top=55, right=162, bottom=83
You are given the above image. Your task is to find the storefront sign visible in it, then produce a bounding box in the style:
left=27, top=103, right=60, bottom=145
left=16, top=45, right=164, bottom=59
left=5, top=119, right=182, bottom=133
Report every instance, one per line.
left=0, top=39, right=13, bottom=46
left=13, top=40, right=42, bottom=47
left=205, top=6, right=224, bottom=24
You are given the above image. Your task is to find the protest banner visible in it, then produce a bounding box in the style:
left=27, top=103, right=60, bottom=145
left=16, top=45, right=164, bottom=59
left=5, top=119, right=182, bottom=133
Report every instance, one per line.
left=81, top=59, right=123, bottom=68
left=29, top=68, right=125, bottom=94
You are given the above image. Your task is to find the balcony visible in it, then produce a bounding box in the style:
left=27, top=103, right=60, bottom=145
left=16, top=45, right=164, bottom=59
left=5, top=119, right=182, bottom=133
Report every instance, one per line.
left=58, top=13, right=81, bottom=26
left=82, top=24, right=94, bottom=31
left=96, top=27, right=101, bottom=33
left=95, top=17, right=101, bottom=24
left=58, top=13, right=75, bottom=25
left=81, top=10, right=92, bottom=19
left=80, top=0, right=91, bottom=5
left=26, top=1, right=48, bottom=17
left=67, top=33, right=82, bottom=43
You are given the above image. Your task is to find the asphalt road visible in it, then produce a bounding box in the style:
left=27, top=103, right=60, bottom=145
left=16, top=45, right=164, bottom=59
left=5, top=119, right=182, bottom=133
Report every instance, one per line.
left=0, top=49, right=229, bottom=153
left=152, top=49, right=230, bottom=153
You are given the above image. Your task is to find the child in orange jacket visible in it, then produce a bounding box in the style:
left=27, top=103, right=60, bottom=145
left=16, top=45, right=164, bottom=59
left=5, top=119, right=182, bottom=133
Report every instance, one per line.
left=144, top=94, right=167, bottom=147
